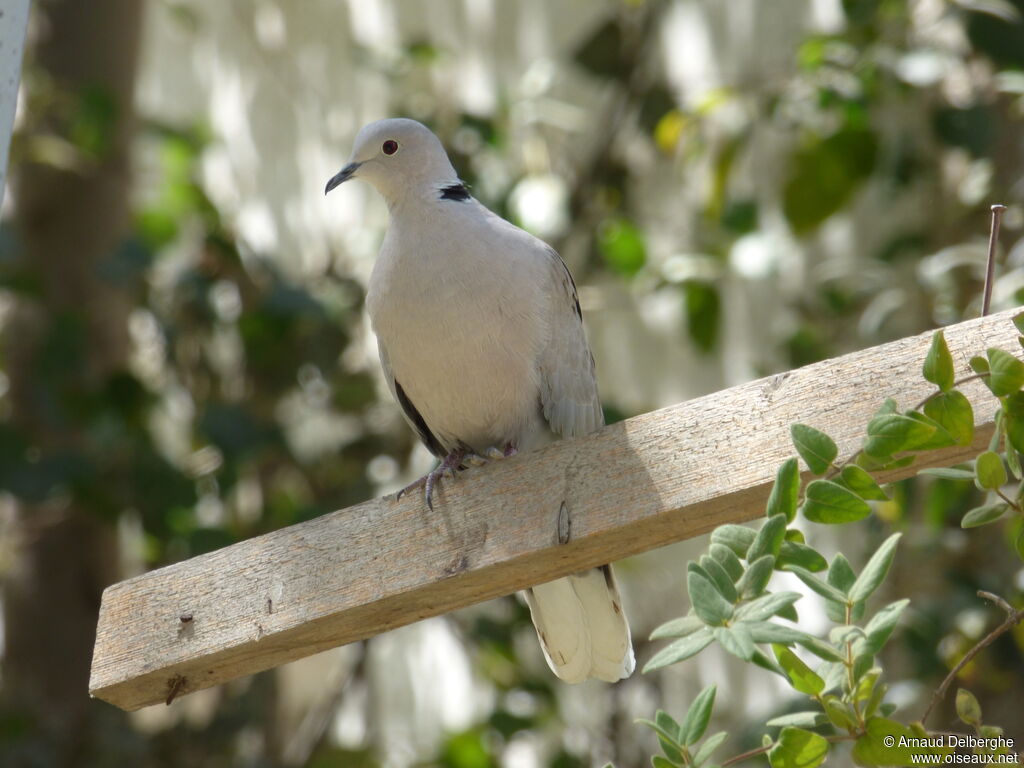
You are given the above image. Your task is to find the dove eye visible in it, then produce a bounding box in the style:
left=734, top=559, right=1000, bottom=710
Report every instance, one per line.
left=382, top=140, right=399, bottom=155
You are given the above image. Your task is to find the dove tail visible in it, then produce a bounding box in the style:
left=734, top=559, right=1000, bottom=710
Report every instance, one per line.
left=524, top=565, right=634, bottom=684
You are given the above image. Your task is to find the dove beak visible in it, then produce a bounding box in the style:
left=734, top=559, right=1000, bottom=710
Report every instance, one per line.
left=325, top=161, right=362, bottom=194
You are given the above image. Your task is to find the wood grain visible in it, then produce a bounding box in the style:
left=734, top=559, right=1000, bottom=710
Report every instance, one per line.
left=89, top=309, right=1022, bottom=710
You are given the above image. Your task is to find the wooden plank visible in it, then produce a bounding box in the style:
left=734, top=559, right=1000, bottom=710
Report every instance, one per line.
left=0, top=0, right=30, bottom=210
left=89, top=308, right=1021, bottom=710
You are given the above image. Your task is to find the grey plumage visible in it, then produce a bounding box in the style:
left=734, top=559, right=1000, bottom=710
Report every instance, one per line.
left=326, top=118, right=634, bottom=683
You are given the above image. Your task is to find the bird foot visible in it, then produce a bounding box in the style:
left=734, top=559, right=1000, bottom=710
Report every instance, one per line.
left=397, top=448, right=464, bottom=511
left=396, top=444, right=518, bottom=510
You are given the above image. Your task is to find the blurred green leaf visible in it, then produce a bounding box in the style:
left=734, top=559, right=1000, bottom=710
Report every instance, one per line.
left=598, top=217, right=646, bottom=276
left=783, top=126, right=878, bottom=234
left=573, top=17, right=625, bottom=79
left=683, top=280, right=721, bottom=353
left=956, top=688, right=983, bottom=727
left=769, top=727, right=829, bottom=768
left=960, top=502, right=1009, bottom=528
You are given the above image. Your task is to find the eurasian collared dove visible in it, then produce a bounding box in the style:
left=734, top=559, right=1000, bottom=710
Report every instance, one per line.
left=326, top=118, right=634, bottom=684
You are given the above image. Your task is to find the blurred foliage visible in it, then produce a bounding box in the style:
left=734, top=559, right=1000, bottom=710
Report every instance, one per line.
left=2, top=0, right=1024, bottom=766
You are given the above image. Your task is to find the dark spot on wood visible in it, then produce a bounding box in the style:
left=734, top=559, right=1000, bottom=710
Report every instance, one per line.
left=439, top=182, right=470, bottom=201
left=179, top=612, right=193, bottom=623
left=266, top=598, right=273, bottom=614
left=612, top=601, right=622, bottom=615
left=557, top=502, right=571, bottom=545
left=443, top=554, right=469, bottom=576
left=165, top=674, right=187, bottom=706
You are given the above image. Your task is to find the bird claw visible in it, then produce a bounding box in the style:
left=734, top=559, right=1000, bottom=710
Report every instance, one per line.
left=396, top=447, right=466, bottom=511
left=395, top=444, right=519, bottom=510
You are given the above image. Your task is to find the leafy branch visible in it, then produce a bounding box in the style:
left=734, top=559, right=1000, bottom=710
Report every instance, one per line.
left=632, top=313, right=1024, bottom=768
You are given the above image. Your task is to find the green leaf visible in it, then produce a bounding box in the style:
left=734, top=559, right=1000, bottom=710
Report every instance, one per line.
left=748, top=514, right=788, bottom=561
left=782, top=124, right=877, bottom=234
left=694, top=731, right=728, bottom=767
left=768, top=726, right=830, bottom=768
left=975, top=450, right=1007, bottom=490
left=683, top=280, right=721, bottom=353
left=637, top=712, right=680, bottom=746
left=1016, top=528, right=1024, bottom=562
left=777, top=541, right=829, bottom=572
left=736, top=554, right=775, bottom=597
left=801, top=479, right=872, bottom=524
left=715, top=624, right=755, bottom=661
left=765, top=712, right=829, bottom=728
left=839, top=464, right=889, bottom=501
left=1013, top=311, right=1024, bottom=335
left=680, top=685, right=717, bottom=745
left=1006, top=437, right=1022, bottom=480
left=711, top=525, right=756, bottom=558
left=650, top=613, right=704, bottom=640
left=1006, top=391, right=1024, bottom=454
left=736, top=591, right=802, bottom=622
left=790, top=424, right=837, bottom=475
left=969, top=355, right=990, bottom=375
left=864, top=414, right=936, bottom=457
left=787, top=566, right=848, bottom=605
left=923, top=330, right=955, bottom=392
left=742, top=621, right=809, bottom=644
left=852, top=718, right=919, bottom=766
left=986, top=348, right=1024, bottom=396
left=750, top=648, right=788, bottom=677
left=822, top=695, right=857, bottom=729
left=849, top=533, right=902, bottom=603
left=856, top=453, right=916, bottom=472
left=861, top=599, right=910, bottom=654
left=709, top=543, right=744, bottom=582
left=828, top=553, right=856, bottom=594
left=960, top=502, right=1009, bottom=528
left=651, top=756, right=676, bottom=768
left=689, top=570, right=733, bottom=626
left=653, top=715, right=684, bottom=764
left=773, top=645, right=825, bottom=696
left=924, top=391, right=974, bottom=447
left=644, top=628, right=714, bottom=672
left=918, top=466, right=975, bottom=480
left=767, top=458, right=801, bottom=521
left=699, top=556, right=738, bottom=603
left=903, top=410, right=957, bottom=450
left=598, top=217, right=646, bottom=276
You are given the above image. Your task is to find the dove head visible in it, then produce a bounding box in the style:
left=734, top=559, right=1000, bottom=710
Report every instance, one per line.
left=325, top=118, right=460, bottom=205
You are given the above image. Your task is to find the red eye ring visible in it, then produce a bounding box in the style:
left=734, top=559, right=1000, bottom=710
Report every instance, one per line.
left=382, top=140, right=399, bottom=155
